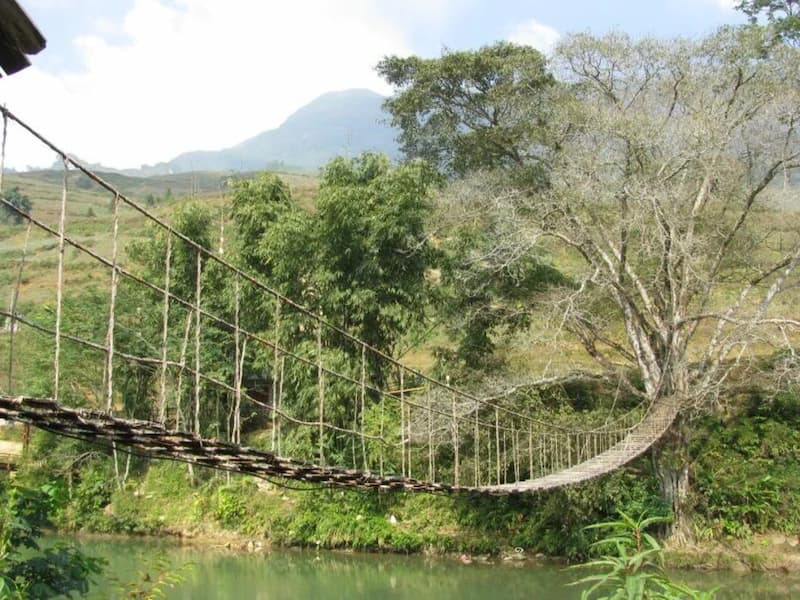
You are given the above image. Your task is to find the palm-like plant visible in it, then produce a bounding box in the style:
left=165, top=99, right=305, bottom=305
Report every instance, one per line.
left=572, top=512, right=717, bottom=600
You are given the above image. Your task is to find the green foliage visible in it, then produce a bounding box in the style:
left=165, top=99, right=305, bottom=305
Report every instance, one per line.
left=454, top=468, right=664, bottom=560
left=225, top=156, right=439, bottom=456
left=314, top=154, right=439, bottom=355
left=573, top=512, right=718, bottom=600
left=229, top=172, right=293, bottom=275
left=213, top=484, right=250, bottom=530
left=130, top=202, right=216, bottom=300
left=736, top=1, right=800, bottom=45
left=68, top=464, right=114, bottom=532
left=0, top=187, right=32, bottom=225
left=433, top=183, right=566, bottom=371
left=691, top=390, right=800, bottom=537
left=378, top=42, right=555, bottom=177
left=0, top=481, right=104, bottom=599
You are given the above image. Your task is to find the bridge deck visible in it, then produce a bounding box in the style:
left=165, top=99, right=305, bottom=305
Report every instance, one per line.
left=0, top=395, right=679, bottom=494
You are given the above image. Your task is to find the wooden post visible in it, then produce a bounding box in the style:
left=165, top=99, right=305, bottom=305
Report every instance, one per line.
left=494, top=407, right=501, bottom=484
left=193, top=250, right=202, bottom=436
left=317, top=321, right=325, bottom=465
left=270, top=300, right=281, bottom=452
left=360, top=344, right=367, bottom=470
left=53, top=158, right=68, bottom=400
left=158, top=234, right=172, bottom=424
left=452, top=392, right=459, bottom=487
left=232, top=275, right=242, bottom=444
left=105, top=193, right=120, bottom=414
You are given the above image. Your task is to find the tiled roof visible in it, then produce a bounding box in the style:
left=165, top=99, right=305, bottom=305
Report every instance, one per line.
left=0, top=0, right=45, bottom=77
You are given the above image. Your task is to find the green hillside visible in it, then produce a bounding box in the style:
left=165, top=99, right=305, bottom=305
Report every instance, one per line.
left=0, top=169, right=318, bottom=306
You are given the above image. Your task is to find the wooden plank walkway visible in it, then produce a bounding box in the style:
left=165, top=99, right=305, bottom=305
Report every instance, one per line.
left=479, top=396, right=680, bottom=492
left=0, top=394, right=680, bottom=494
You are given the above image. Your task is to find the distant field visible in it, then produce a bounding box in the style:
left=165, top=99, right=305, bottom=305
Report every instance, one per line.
left=0, top=169, right=318, bottom=307
left=1, top=168, right=798, bottom=382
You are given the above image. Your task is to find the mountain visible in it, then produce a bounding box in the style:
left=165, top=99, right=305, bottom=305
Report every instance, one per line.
left=137, top=89, right=400, bottom=175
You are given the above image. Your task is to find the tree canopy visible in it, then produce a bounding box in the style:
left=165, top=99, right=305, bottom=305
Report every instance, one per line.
left=381, top=27, right=800, bottom=536
left=737, top=0, right=800, bottom=44
left=377, top=42, right=556, bottom=179
left=1, top=186, right=32, bottom=224
left=229, top=154, right=439, bottom=359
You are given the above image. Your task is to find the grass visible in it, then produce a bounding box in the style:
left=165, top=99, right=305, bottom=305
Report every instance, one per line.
left=3, top=168, right=797, bottom=388
left=0, top=169, right=319, bottom=306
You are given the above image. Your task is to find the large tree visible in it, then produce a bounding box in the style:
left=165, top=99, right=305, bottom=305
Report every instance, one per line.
left=229, top=155, right=438, bottom=359
left=377, top=42, right=556, bottom=180
left=422, top=29, right=800, bottom=538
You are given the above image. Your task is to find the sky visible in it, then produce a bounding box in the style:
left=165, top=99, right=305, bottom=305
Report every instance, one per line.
left=0, top=0, right=744, bottom=171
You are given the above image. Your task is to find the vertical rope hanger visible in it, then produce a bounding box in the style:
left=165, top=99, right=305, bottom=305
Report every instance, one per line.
left=53, top=158, right=69, bottom=400
left=193, top=249, right=202, bottom=436
left=360, top=343, right=367, bottom=470
left=276, top=355, right=285, bottom=455
left=474, top=403, right=479, bottom=487
left=158, top=233, right=172, bottom=424
left=512, top=421, right=519, bottom=482
left=6, top=220, right=32, bottom=395
left=0, top=108, right=7, bottom=193
left=232, top=274, right=242, bottom=445
left=316, top=320, right=325, bottom=465
left=494, top=407, right=501, bottom=484
left=528, top=423, right=534, bottom=479
left=175, top=302, right=193, bottom=431
left=400, top=367, right=406, bottom=478
left=406, top=398, right=413, bottom=479
left=270, top=299, right=281, bottom=452
left=451, top=390, right=459, bottom=487
left=104, top=193, right=120, bottom=414
left=427, top=384, right=434, bottom=481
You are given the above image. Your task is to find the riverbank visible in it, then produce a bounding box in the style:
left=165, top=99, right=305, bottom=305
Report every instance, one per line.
left=58, top=533, right=800, bottom=600
left=76, top=526, right=800, bottom=574
left=12, top=388, right=800, bottom=574
left=82, top=470, right=800, bottom=574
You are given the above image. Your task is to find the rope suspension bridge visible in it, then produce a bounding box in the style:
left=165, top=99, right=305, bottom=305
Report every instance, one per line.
left=0, top=105, right=681, bottom=495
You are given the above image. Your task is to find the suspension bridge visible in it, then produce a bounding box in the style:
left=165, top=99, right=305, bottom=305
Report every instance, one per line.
left=0, top=105, right=682, bottom=495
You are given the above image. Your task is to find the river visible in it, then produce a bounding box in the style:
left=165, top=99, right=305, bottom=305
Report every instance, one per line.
left=62, top=536, right=800, bottom=599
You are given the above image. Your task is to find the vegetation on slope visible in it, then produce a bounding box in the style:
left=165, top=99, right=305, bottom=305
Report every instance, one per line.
left=1, top=14, right=800, bottom=590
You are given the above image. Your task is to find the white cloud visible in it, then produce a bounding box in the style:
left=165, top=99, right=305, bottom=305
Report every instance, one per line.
left=507, top=18, right=561, bottom=54
left=0, top=0, right=423, bottom=170
left=714, top=0, right=738, bottom=9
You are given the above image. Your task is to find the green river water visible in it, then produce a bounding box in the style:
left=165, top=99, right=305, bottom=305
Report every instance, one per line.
left=60, top=537, right=800, bottom=599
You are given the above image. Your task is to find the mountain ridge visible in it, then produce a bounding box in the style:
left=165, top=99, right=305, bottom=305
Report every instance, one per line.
left=137, top=89, right=400, bottom=176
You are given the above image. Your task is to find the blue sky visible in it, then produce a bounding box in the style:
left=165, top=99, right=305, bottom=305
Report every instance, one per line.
left=1, top=0, right=743, bottom=169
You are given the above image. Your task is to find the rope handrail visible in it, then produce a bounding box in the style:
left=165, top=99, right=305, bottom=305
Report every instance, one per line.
left=0, top=102, right=680, bottom=491
left=0, top=104, right=647, bottom=433
left=0, top=183, right=644, bottom=437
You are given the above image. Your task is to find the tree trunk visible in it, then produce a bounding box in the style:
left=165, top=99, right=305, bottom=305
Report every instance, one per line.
left=653, top=417, right=692, bottom=545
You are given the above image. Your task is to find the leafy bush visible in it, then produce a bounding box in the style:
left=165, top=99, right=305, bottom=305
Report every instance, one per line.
left=691, top=391, right=800, bottom=537
left=0, top=481, right=104, bottom=598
